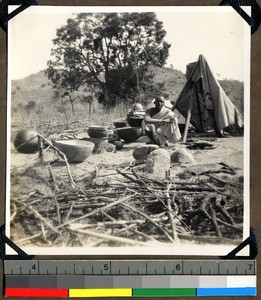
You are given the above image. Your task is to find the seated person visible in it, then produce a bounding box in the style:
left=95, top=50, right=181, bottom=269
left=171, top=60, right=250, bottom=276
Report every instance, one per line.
left=142, top=96, right=181, bottom=147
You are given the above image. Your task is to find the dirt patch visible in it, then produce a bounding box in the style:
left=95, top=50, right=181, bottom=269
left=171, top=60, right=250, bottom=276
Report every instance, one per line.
left=8, top=133, right=245, bottom=249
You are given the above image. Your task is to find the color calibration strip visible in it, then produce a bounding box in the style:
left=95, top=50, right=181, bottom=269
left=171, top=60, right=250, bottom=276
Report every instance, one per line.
left=5, top=287, right=256, bottom=297
left=4, top=260, right=256, bottom=297
left=5, top=275, right=256, bottom=297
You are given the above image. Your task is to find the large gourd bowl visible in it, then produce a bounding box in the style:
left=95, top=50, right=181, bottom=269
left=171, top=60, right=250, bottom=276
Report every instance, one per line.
left=54, top=140, right=94, bottom=163
left=117, top=127, right=143, bottom=143
left=13, top=128, right=39, bottom=154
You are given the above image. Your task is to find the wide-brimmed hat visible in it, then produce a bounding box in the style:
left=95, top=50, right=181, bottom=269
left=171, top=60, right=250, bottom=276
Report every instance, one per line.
left=133, top=103, right=144, bottom=112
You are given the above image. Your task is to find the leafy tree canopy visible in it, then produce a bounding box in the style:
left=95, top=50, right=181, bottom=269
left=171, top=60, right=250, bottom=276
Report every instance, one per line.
left=47, top=12, right=170, bottom=107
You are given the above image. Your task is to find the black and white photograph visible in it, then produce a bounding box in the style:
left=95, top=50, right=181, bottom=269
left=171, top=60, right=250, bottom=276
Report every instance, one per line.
left=6, top=6, right=250, bottom=255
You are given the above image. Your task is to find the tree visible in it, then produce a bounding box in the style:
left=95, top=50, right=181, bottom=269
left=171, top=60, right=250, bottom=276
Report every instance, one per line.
left=47, top=12, right=170, bottom=108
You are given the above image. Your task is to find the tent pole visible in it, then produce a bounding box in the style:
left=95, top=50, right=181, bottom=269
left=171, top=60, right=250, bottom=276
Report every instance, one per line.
left=182, top=87, right=194, bottom=143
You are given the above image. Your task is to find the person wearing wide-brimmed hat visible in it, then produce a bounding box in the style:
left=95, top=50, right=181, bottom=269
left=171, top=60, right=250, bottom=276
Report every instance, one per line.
left=142, top=96, right=181, bottom=147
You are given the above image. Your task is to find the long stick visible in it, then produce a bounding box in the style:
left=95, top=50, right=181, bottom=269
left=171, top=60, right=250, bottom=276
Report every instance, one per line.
left=214, top=195, right=236, bottom=225
left=37, top=134, right=75, bottom=188
left=203, top=182, right=242, bottom=200
left=58, top=193, right=136, bottom=228
left=53, top=196, right=61, bottom=225
left=68, top=217, right=168, bottom=229
left=10, top=204, right=17, bottom=223
left=120, top=202, right=174, bottom=243
left=48, top=164, right=59, bottom=192
left=183, top=86, right=194, bottom=142
left=38, top=136, right=43, bottom=163
left=116, top=168, right=141, bottom=185
left=206, top=174, right=243, bottom=189
left=12, top=198, right=60, bottom=235
left=16, top=232, right=42, bottom=245
left=165, top=183, right=179, bottom=241
left=209, top=205, right=222, bottom=238
left=68, top=226, right=149, bottom=247
left=131, top=169, right=195, bottom=239
left=63, top=201, right=75, bottom=224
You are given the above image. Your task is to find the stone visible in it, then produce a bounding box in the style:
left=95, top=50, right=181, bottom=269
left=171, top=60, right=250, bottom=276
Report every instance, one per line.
left=114, top=141, right=124, bottom=150
left=171, top=149, right=194, bottom=164
left=144, top=149, right=170, bottom=178
left=95, top=142, right=116, bottom=154
left=133, top=145, right=159, bottom=161
left=108, top=133, right=121, bottom=144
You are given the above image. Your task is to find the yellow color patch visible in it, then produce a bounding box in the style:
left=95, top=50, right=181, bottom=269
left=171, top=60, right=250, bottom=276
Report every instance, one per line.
left=69, top=288, right=132, bottom=297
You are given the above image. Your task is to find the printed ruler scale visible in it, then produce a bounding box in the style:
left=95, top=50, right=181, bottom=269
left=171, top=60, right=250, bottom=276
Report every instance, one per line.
left=4, top=260, right=256, bottom=297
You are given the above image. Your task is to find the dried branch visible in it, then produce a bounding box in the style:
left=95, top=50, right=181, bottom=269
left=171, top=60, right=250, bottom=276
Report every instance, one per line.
left=58, top=193, right=136, bottom=228
left=165, top=183, right=179, bottom=242
left=12, top=198, right=60, bottom=235
left=53, top=196, right=61, bottom=225
left=120, top=202, right=174, bottom=243
left=209, top=206, right=222, bottom=238
left=10, top=204, right=17, bottom=223
left=131, top=168, right=195, bottom=239
left=38, top=134, right=75, bottom=188
left=63, top=200, right=75, bottom=224
left=214, top=195, right=236, bottom=225
left=68, top=225, right=149, bottom=246
left=48, top=164, right=60, bottom=191
left=206, top=174, right=243, bottom=189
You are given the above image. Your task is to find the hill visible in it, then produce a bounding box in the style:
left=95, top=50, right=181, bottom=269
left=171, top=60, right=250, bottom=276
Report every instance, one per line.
left=10, top=67, right=244, bottom=136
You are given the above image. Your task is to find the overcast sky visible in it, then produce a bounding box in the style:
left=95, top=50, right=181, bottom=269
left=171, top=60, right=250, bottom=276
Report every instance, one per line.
left=9, top=6, right=249, bottom=81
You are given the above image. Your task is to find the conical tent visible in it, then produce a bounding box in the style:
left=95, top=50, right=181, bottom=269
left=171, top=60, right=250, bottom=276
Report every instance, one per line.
left=173, top=55, right=244, bottom=136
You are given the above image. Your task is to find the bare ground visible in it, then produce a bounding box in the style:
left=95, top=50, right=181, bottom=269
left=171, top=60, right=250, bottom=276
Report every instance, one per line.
left=9, top=132, right=245, bottom=248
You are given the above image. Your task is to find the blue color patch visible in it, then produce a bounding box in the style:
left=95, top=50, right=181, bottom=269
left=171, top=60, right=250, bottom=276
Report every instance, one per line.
left=197, top=287, right=256, bottom=296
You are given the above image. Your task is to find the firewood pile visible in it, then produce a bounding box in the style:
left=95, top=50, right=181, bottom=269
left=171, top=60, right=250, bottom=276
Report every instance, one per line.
left=10, top=157, right=243, bottom=248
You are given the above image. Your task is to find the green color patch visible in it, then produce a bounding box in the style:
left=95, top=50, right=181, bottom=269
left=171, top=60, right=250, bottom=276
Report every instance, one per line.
left=132, top=288, right=197, bottom=297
